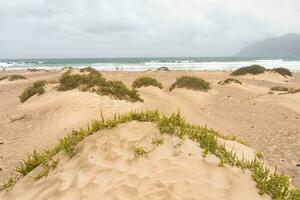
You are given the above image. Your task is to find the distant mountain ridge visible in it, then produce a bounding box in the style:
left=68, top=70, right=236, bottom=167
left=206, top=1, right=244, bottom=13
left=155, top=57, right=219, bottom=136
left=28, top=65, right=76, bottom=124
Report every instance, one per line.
left=237, top=33, right=300, bottom=57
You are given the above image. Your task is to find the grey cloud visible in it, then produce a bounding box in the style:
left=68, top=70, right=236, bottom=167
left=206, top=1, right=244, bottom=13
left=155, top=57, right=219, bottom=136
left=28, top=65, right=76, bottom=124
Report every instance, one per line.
left=0, top=0, right=300, bottom=58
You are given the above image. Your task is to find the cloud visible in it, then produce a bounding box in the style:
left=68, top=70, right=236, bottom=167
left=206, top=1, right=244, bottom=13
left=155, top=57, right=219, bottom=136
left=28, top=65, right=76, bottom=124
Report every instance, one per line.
left=0, top=0, right=300, bottom=58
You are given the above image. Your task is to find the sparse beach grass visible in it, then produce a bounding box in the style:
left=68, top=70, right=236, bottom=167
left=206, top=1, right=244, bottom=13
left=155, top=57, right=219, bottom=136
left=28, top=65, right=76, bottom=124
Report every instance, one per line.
left=169, top=76, right=210, bottom=91
left=1, top=110, right=299, bottom=199
left=132, top=77, right=163, bottom=89
left=19, top=80, right=46, bottom=102
left=8, top=75, right=26, bottom=81
left=218, top=78, right=242, bottom=85
left=57, top=67, right=143, bottom=102
left=231, top=65, right=265, bottom=76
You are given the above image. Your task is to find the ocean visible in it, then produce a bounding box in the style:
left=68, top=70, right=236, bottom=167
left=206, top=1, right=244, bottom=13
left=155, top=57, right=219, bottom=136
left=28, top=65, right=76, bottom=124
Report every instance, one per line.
left=0, top=57, right=300, bottom=71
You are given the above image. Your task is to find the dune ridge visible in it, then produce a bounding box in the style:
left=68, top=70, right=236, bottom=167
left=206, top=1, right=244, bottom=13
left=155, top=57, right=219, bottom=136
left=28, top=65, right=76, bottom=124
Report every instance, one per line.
left=1, top=121, right=270, bottom=200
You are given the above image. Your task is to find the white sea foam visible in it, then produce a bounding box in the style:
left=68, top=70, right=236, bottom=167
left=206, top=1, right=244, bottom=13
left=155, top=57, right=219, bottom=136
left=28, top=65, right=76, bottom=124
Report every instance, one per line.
left=0, top=59, right=300, bottom=71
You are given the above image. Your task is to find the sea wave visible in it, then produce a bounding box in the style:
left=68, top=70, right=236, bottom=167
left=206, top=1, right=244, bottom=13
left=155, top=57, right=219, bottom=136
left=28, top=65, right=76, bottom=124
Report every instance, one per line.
left=0, top=58, right=299, bottom=71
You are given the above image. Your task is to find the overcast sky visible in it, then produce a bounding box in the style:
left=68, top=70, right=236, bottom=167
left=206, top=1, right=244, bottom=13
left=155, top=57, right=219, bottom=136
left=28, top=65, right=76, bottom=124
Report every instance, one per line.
left=0, top=0, right=300, bottom=58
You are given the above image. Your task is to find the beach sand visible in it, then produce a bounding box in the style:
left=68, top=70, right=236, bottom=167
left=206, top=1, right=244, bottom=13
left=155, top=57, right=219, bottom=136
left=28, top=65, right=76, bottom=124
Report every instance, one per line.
left=0, top=69, right=299, bottom=198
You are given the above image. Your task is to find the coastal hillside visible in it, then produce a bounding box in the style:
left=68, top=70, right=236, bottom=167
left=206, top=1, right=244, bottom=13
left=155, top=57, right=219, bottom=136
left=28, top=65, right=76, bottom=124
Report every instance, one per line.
left=237, top=33, right=300, bottom=57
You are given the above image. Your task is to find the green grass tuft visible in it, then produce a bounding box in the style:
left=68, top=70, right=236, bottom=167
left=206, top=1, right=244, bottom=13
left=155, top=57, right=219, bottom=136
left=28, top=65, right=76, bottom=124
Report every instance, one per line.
left=57, top=67, right=142, bottom=102
left=19, top=80, right=46, bottom=102
left=169, top=76, right=210, bottom=92
left=218, top=78, right=242, bottom=85
left=0, top=177, right=17, bottom=191
left=231, top=65, right=265, bottom=76
left=8, top=75, right=26, bottom=81
left=152, top=137, right=164, bottom=145
left=132, top=77, right=163, bottom=89
left=133, top=147, right=148, bottom=157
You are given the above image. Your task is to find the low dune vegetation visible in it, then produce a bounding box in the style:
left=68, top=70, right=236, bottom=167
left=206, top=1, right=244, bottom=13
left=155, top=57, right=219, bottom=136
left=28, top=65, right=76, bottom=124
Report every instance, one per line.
left=0, top=76, right=8, bottom=81
left=270, top=86, right=300, bottom=94
left=156, top=67, right=170, bottom=71
left=230, top=65, right=266, bottom=76
left=270, top=67, right=293, bottom=77
left=270, top=86, right=289, bottom=92
left=19, top=81, right=46, bottom=103
left=169, top=76, right=210, bottom=92
left=8, top=74, right=26, bottom=81
left=1, top=110, right=299, bottom=199
left=0, top=75, right=26, bottom=81
left=132, top=77, right=163, bottom=89
left=218, top=78, right=242, bottom=85
left=57, top=67, right=143, bottom=102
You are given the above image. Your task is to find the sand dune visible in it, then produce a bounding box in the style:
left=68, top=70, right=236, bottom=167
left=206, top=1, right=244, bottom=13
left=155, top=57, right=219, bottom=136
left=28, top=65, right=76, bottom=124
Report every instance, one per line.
left=1, top=122, right=270, bottom=200
left=0, top=69, right=299, bottom=195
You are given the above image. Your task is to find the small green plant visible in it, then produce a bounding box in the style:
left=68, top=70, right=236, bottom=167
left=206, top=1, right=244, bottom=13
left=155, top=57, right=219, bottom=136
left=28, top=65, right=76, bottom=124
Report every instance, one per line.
left=169, top=76, right=210, bottom=91
left=218, top=78, right=242, bottom=85
left=15, top=150, right=48, bottom=176
left=270, top=86, right=289, bottom=92
left=19, top=80, right=46, bottom=102
left=0, top=177, right=17, bottom=191
left=271, top=68, right=292, bottom=77
left=133, top=147, right=147, bottom=157
left=132, top=77, right=163, bottom=89
left=0, top=76, right=8, bottom=81
left=256, top=151, right=264, bottom=159
left=8, top=74, right=26, bottom=81
left=152, top=137, right=164, bottom=145
left=231, top=65, right=265, bottom=76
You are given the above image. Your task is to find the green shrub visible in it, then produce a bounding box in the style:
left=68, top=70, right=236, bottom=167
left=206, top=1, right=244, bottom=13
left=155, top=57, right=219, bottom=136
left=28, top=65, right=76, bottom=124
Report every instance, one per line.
left=271, top=68, right=292, bottom=77
left=19, top=80, right=46, bottom=102
left=156, top=67, right=170, bottom=71
left=169, top=76, right=210, bottom=91
left=231, top=65, right=265, bottom=76
left=132, top=77, right=163, bottom=89
left=97, top=81, right=143, bottom=102
left=57, top=67, right=142, bottom=102
left=79, top=66, right=99, bottom=74
left=8, top=74, right=26, bottom=81
left=270, top=86, right=289, bottom=91
left=218, top=78, right=242, bottom=85
left=0, top=76, right=8, bottom=81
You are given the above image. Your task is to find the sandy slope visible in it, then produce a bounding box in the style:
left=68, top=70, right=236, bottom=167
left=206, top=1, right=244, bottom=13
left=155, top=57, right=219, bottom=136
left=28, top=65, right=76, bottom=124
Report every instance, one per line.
left=1, top=122, right=270, bottom=200
left=0, top=69, right=299, bottom=191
